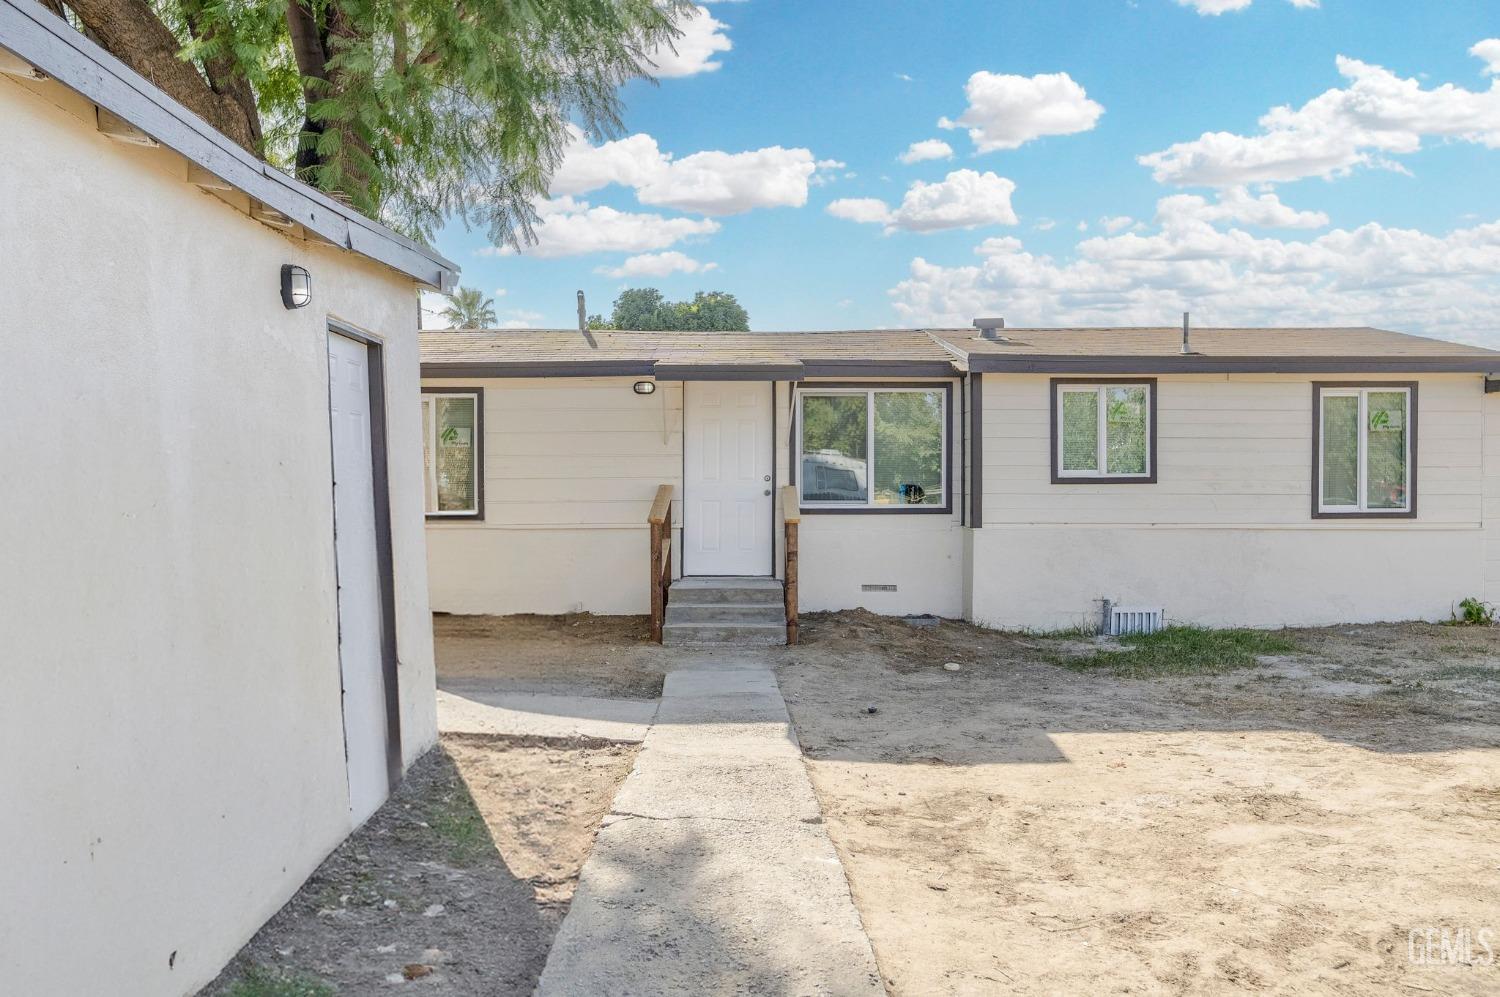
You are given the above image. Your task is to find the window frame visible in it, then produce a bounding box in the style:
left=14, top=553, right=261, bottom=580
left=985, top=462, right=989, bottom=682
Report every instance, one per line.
left=421, top=386, right=484, bottom=521
left=792, top=381, right=953, bottom=515
left=1311, top=381, right=1417, bottom=520
left=1049, top=378, right=1158, bottom=484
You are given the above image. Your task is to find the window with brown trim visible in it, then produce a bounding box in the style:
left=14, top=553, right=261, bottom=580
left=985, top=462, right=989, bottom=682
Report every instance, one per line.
left=793, top=384, right=953, bottom=513
left=1050, top=378, right=1157, bottom=484
left=1312, top=382, right=1416, bottom=518
left=421, top=387, right=484, bottom=519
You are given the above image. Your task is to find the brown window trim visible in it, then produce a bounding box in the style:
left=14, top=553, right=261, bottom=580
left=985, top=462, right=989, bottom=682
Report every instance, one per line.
left=421, top=385, right=485, bottom=521
left=1049, top=377, right=1158, bottom=485
left=1310, top=381, right=1418, bottom=520
left=790, top=381, right=955, bottom=515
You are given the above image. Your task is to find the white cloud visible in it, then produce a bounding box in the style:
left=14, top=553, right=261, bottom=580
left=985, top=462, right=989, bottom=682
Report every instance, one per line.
left=1076, top=220, right=1089, bottom=233
left=1175, top=0, right=1316, bottom=13
left=895, top=72, right=914, bottom=83
left=1155, top=186, right=1328, bottom=229
left=644, top=6, right=732, bottom=78
left=809, top=159, right=848, bottom=187
left=899, top=139, right=954, bottom=164
left=826, top=169, right=1019, bottom=233
left=886, top=196, right=1500, bottom=344
left=492, top=287, right=508, bottom=297
left=1034, top=218, right=1057, bottom=231
left=1100, top=215, right=1136, bottom=234
left=490, top=196, right=719, bottom=258
left=550, top=127, right=827, bottom=215
left=1139, top=45, right=1500, bottom=186
left=826, top=198, right=894, bottom=224
left=596, top=251, right=718, bottom=279
left=938, top=71, right=1103, bottom=152
left=499, top=319, right=533, bottom=329
left=1473, top=39, right=1500, bottom=76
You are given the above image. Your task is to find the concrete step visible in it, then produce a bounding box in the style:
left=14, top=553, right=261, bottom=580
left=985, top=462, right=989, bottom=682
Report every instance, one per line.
left=669, top=576, right=783, bottom=606
left=666, top=603, right=786, bottom=624
left=662, top=621, right=787, bottom=647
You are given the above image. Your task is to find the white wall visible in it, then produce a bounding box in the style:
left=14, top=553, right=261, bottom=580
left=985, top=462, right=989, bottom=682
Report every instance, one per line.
left=0, top=76, right=435, bottom=995
left=425, top=376, right=965, bottom=618
left=972, top=372, right=1487, bottom=629
left=425, top=376, right=685, bottom=615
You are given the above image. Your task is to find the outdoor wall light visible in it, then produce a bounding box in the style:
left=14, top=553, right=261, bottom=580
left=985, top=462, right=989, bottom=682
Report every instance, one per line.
left=280, top=264, right=312, bottom=309
left=633, top=380, right=657, bottom=395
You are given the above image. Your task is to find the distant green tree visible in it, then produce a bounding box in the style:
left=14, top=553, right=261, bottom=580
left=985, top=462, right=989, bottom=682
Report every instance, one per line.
left=441, top=287, right=497, bottom=329
left=600, top=288, right=750, bottom=331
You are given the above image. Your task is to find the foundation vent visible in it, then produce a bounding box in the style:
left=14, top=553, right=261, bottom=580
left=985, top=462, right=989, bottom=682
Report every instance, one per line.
left=861, top=584, right=898, bottom=593
left=1107, top=606, right=1164, bottom=636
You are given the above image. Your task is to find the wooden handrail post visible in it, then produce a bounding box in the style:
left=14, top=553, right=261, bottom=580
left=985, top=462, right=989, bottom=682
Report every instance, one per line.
left=780, top=485, right=800, bottom=646
left=647, top=484, right=673, bottom=643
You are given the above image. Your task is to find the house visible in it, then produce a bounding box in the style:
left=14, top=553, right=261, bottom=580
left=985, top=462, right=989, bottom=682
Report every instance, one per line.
left=419, top=321, right=1500, bottom=635
left=0, top=3, right=457, bottom=993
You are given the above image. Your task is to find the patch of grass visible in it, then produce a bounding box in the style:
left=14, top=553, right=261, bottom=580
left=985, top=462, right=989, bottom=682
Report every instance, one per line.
left=1019, top=625, right=1100, bottom=640
left=427, top=787, right=494, bottom=866
left=1430, top=663, right=1500, bottom=684
left=1056, top=626, right=1297, bottom=679
left=224, top=965, right=333, bottom=997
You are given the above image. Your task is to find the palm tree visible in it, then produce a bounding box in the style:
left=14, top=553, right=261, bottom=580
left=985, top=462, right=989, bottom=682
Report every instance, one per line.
left=441, top=287, right=498, bottom=329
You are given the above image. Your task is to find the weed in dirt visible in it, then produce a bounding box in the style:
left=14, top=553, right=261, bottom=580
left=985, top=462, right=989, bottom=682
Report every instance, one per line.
left=1430, top=663, right=1500, bottom=684
left=1021, top=625, right=1101, bottom=640
left=1054, top=626, right=1297, bottom=679
left=427, top=789, right=495, bottom=866
left=223, top=965, right=333, bottom=997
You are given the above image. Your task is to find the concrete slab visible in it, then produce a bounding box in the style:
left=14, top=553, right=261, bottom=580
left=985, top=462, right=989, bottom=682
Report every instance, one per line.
left=537, top=662, right=884, bottom=996
left=435, top=684, right=658, bottom=743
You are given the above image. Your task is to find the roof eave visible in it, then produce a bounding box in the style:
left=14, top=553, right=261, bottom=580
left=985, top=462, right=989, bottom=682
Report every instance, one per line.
left=967, top=355, right=1500, bottom=374
left=0, top=0, right=458, bottom=291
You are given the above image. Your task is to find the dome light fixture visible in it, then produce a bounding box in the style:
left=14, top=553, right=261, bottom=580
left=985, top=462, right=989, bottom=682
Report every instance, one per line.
left=633, top=380, right=657, bottom=395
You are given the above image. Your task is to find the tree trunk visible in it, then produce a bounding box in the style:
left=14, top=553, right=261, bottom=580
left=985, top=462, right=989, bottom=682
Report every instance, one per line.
left=65, top=0, right=261, bottom=153
left=180, top=0, right=262, bottom=149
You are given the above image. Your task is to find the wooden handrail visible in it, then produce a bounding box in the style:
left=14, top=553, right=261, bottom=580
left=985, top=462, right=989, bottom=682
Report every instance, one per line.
left=780, top=485, right=800, bottom=645
left=648, top=484, right=673, bottom=525
left=648, top=484, right=674, bottom=643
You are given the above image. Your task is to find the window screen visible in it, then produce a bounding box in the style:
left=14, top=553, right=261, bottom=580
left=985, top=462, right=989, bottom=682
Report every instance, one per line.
left=1318, top=386, right=1411, bottom=514
left=1055, top=382, right=1153, bottom=480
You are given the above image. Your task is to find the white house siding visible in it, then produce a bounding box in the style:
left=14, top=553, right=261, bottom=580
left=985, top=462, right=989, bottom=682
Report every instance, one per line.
left=775, top=379, right=966, bottom=618
left=971, top=372, right=1486, bottom=630
left=424, top=376, right=686, bottom=615
left=0, top=77, right=435, bottom=995
left=1484, top=391, right=1500, bottom=605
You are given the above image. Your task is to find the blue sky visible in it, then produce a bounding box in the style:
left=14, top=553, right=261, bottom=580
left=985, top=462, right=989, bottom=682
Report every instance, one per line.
left=427, top=0, right=1500, bottom=342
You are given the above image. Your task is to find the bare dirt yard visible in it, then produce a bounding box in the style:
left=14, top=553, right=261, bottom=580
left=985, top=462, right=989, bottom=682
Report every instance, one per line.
left=779, top=612, right=1500, bottom=995
left=206, top=733, right=636, bottom=996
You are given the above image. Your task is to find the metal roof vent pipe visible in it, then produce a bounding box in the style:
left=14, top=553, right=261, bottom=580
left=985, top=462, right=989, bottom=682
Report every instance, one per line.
left=1181, top=311, right=1194, bottom=355
left=577, top=290, right=598, bottom=348
left=974, top=316, right=1007, bottom=341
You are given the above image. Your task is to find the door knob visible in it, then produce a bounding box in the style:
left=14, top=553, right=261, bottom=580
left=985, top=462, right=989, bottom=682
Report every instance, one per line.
left=764, top=489, right=771, bottom=496
left=763, top=475, right=771, bottom=482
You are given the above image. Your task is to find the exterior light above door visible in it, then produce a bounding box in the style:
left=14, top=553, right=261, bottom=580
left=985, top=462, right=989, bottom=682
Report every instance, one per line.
left=633, top=380, right=657, bottom=395
left=280, top=264, right=312, bottom=309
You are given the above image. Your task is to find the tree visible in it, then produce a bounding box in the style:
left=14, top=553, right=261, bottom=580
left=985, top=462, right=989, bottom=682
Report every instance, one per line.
left=440, top=287, right=496, bottom=329
left=592, top=288, right=750, bottom=331
left=51, top=0, right=695, bottom=245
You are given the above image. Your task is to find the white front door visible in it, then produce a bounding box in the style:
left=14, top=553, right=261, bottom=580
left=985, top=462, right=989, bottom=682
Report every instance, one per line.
left=684, top=381, right=774, bottom=576
left=327, top=331, right=390, bottom=826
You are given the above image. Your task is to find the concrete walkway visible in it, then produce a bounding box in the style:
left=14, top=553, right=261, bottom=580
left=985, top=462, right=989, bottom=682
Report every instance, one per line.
left=436, top=681, right=657, bottom=743
left=537, top=660, right=884, bottom=996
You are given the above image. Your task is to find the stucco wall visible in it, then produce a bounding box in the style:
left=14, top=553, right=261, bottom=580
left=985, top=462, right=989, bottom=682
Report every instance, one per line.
left=0, top=77, right=435, bottom=995
left=971, top=372, right=1486, bottom=629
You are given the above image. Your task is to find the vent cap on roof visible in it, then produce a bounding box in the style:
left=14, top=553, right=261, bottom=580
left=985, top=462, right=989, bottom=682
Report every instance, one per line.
left=973, top=316, right=1007, bottom=341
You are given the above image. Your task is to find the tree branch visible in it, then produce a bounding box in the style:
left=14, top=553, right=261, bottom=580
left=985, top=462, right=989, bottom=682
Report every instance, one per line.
left=65, top=0, right=261, bottom=152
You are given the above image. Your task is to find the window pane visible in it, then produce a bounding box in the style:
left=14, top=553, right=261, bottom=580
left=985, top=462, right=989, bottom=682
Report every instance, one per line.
left=434, top=396, right=476, bottom=512
left=421, top=398, right=437, bottom=512
left=873, top=391, right=943, bottom=505
left=801, top=395, right=868, bottom=503
left=1366, top=390, right=1408, bottom=510
left=1321, top=394, right=1359, bottom=508
left=1105, top=386, right=1149, bottom=475
left=1060, top=389, right=1098, bottom=472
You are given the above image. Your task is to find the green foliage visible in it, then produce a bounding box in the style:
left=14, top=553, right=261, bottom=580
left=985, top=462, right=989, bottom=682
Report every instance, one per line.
left=1449, top=596, right=1496, bottom=626
left=597, top=288, right=750, bottom=331
left=224, top=965, right=333, bottom=997
left=87, top=0, right=697, bottom=244
left=428, top=790, right=493, bottom=866
left=1057, top=626, right=1298, bottom=679
left=440, top=286, right=497, bottom=329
